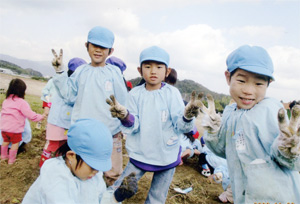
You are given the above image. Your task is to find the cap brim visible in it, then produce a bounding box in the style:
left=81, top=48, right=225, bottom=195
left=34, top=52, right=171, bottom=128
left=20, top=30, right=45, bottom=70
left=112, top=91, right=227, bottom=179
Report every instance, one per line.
left=81, top=155, right=112, bottom=172
left=140, top=57, right=168, bottom=67
left=88, top=40, right=112, bottom=49
left=233, top=65, right=275, bottom=81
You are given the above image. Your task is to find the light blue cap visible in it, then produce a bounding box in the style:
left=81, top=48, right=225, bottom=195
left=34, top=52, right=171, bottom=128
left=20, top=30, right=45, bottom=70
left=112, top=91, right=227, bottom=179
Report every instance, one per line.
left=67, top=118, right=112, bottom=171
left=226, top=45, right=274, bottom=80
left=87, top=26, right=114, bottom=48
left=139, top=46, right=170, bottom=67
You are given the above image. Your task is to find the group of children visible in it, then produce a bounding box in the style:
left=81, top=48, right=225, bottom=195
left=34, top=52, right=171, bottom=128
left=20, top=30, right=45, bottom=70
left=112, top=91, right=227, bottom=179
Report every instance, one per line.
left=0, top=25, right=299, bottom=204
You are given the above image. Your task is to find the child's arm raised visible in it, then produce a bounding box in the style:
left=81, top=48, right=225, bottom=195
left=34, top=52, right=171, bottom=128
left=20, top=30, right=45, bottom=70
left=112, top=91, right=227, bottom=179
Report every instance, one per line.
left=51, top=49, right=64, bottom=73
left=277, top=104, right=300, bottom=159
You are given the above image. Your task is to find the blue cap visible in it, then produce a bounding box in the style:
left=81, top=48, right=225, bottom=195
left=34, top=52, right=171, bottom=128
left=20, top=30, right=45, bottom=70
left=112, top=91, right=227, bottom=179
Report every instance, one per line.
left=87, top=26, right=115, bottom=48
left=67, top=118, right=112, bottom=171
left=106, top=56, right=127, bottom=73
left=139, top=46, right=170, bottom=67
left=226, top=45, right=274, bottom=80
left=68, top=58, right=87, bottom=71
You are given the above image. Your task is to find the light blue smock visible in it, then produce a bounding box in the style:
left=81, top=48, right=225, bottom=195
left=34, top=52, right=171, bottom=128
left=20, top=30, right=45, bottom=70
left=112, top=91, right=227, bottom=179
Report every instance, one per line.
left=47, top=72, right=73, bottom=129
left=52, top=63, right=128, bottom=135
left=123, top=83, right=194, bottom=166
left=202, top=145, right=230, bottom=190
left=204, top=97, right=300, bottom=203
left=41, top=79, right=56, bottom=102
left=22, top=157, right=108, bottom=204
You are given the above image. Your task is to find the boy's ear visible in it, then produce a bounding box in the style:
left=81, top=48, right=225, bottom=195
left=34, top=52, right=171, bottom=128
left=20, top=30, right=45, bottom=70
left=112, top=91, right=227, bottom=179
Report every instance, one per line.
left=225, top=70, right=231, bottom=85
left=66, top=151, right=76, bottom=162
left=166, top=67, right=171, bottom=77
left=137, top=67, right=142, bottom=76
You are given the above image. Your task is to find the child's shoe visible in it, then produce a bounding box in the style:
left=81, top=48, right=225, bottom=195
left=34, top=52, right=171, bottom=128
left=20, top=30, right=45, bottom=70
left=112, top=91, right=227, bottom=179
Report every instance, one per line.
left=8, top=149, right=18, bottom=164
left=1, top=145, right=9, bottom=161
left=201, top=164, right=211, bottom=177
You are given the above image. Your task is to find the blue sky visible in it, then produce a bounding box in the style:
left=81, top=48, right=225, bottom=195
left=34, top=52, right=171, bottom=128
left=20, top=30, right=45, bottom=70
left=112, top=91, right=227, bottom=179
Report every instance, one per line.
left=0, top=0, right=299, bottom=102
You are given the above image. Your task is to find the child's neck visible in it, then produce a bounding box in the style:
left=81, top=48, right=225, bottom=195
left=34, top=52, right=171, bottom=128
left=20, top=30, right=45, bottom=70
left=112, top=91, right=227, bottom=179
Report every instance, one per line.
left=90, top=61, right=106, bottom=67
left=145, top=82, right=164, bottom=91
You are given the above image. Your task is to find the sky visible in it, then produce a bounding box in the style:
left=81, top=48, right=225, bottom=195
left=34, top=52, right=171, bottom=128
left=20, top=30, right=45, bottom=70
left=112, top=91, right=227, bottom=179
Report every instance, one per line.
left=0, top=0, right=299, bottom=102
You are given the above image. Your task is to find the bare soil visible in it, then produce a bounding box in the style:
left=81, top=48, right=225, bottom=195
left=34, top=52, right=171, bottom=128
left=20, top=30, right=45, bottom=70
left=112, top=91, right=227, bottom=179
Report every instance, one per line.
left=0, top=73, right=224, bottom=204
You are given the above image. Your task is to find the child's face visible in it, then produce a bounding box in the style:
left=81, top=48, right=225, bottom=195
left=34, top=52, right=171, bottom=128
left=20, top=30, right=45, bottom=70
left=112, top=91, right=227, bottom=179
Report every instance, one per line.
left=225, top=69, right=269, bottom=110
left=86, top=43, right=113, bottom=67
left=72, top=161, right=99, bottom=180
left=138, top=61, right=170, bottom=91
left=67, top=151, right=99, bottom=181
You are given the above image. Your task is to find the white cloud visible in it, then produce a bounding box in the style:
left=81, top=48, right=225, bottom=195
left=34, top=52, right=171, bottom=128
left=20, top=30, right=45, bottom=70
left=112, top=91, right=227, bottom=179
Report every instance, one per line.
left=267, top=46, right=300, bottom=102
left=0, top=0, right=299, bottom=102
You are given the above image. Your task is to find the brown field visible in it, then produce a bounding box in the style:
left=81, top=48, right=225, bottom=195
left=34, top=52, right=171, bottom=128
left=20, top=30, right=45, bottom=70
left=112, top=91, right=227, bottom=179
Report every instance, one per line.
left=0, top=73, right=224, bottom=204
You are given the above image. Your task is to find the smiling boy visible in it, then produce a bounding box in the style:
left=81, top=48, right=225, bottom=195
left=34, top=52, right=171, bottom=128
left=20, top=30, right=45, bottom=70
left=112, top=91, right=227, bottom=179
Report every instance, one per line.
left=200, top=45, right=300, bottom=203
left=51, top=26, right=128, bottom=184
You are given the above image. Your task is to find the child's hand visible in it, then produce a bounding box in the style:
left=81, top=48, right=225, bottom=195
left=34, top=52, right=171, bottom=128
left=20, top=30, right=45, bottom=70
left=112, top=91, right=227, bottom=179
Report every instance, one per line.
left=114, top=172, right=138, bottom=202
left=277, top=105, right=300, bottom=158
left=184, top=91, right=203, bottom=120
left=51, top=49, right=64, bottom=73
left=106, top=95, right=128, bottom=120
left=198, top=94, right=221, bottom=134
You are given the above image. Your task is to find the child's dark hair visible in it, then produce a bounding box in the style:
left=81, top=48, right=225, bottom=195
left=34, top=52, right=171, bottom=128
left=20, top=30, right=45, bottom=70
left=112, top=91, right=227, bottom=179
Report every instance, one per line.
left=56, top=142, right=84, bottom=170
left=165, top=68, right=177, bottom=85
left=230, top=68, right=271, bottom=86
left=184, top=131, right=195, bottom=143
left=67, top=70, right=74, bottom=77
left=6, top=78, right=27, bottom=99
left=289, top=100, right=300, bottom=110
left=86, top=42, right=112, bottom=54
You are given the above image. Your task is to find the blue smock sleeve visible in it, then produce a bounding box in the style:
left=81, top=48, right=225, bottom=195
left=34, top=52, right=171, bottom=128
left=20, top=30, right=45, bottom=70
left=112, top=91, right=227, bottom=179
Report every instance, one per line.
left=52, top=68, right=82, bottom=105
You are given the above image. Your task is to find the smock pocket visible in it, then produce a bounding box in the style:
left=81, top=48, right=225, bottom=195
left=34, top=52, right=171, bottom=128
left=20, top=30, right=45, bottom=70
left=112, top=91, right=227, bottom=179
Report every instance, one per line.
left=244, top=160, right=293, bottom=203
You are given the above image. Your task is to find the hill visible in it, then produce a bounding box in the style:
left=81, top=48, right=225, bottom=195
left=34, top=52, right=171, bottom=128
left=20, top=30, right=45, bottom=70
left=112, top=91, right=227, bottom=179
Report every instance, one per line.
left=129, top=77, right=231, bottom=112
left=0, top=60, right=43, bottom=77
left=0, top=54, right=55, bottom=77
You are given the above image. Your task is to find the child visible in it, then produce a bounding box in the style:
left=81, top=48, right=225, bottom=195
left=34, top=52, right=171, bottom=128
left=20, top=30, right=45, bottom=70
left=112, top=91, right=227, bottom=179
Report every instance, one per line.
left=179, top=127, right=201, bottom=165
left=198, top=137, right=233, bottom=203
left=51, top=26, right=128, bottom=184
left=22, top=118, right=137, bottom=204
left=39, top=57, right=87, bottom=167
left=40, top=78, right=55, bottom=116
left=0, top=78, right=44, bottom=164
left=106, top=56, right=131, bottom=91
left=0, top=116, right=32, bottom=154
left=106, top=46, right=201, bottom=203
left=199, top=45, right=300, bottom=203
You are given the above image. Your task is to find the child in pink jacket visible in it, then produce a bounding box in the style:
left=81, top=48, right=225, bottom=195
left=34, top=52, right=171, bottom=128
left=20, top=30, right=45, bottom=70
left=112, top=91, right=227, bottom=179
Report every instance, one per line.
left=0, top=78, right=44, bottom=164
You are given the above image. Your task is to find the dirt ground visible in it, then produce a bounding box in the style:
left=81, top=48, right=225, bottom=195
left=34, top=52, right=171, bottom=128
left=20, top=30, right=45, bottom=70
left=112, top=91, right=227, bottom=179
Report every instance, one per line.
left=0, top=73, right=225, bottom=204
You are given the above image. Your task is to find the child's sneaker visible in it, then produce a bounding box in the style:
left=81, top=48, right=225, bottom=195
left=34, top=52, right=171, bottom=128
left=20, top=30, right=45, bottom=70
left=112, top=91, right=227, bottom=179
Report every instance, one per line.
left=201, top=164, right=211, bottom=177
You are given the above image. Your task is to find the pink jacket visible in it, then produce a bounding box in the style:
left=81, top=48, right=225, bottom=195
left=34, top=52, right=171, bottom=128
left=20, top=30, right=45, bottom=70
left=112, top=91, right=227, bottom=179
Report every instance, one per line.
left=0, top=95, right=44, bottom=133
